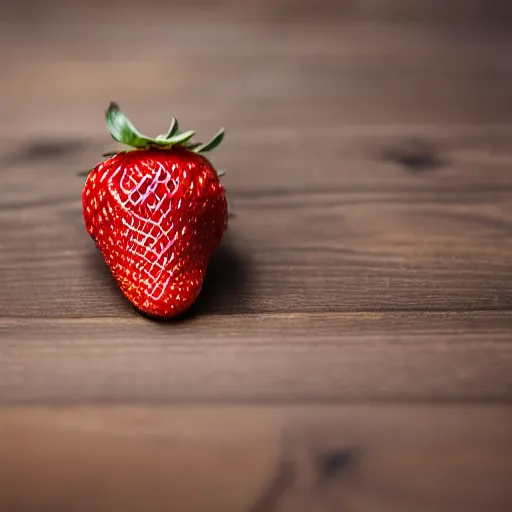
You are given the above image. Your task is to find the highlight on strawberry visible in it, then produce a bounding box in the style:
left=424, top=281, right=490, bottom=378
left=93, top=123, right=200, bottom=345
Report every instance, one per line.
left=82, top=102, right=228, bottom=318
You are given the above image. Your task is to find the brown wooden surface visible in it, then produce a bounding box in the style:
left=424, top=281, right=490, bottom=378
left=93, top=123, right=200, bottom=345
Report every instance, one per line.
left=1, top=1, right=512, bottom=511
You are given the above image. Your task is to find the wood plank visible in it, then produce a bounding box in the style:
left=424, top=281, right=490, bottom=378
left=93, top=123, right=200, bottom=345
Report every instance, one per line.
left=2, top=10, right=512, bottom=318
left=0, top=3, right=511, bottom=511
left=1, top=312, right=511, bottom=404
left=2, top=134, right=512, bottom=317
left=1, top=405, right=511, bottom=512
left=2, top=21, right=512, bottom=138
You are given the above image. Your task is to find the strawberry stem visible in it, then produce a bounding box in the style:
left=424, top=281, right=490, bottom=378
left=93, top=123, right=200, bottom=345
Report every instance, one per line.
left=105, top=102, right=225, bottom=155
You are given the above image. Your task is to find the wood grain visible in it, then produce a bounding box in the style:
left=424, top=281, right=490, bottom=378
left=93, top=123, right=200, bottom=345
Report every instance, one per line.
left=2, top=124, right=512, bottom=317
left=1, top=1, right=512, bottom=511
left=1, top=405, right=512, bottom=512
left=1, top=312, right=512, bottom=404
left=2, top=7, right=512, bottom=317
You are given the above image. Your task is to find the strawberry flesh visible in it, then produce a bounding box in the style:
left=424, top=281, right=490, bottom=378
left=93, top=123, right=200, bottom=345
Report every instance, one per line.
left=83, top=147, right=228, bottom=317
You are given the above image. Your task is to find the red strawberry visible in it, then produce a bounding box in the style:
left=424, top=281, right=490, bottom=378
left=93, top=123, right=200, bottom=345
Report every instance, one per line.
left=82, top=102, right=228, bottom=318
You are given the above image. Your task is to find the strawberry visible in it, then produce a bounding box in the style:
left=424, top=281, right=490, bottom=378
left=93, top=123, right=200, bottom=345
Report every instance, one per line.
left=82, top=102, right=228, bottom=318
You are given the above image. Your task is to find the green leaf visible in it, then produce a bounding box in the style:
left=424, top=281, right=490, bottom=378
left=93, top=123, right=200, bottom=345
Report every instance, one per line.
left=102, top=151, right=119, bottom=157
left=165, top=130, right=196, bottom=145
left=155, top=117, right=180, bottom=141
left=105, top=102, right=152, bottom=149
left=185, top=142, right=202, bottom=150
left=103, top=102, right=226, bottom=155
left=165, top=117, right=180, bottom=139
left=193, top=129, right=225, bottom=153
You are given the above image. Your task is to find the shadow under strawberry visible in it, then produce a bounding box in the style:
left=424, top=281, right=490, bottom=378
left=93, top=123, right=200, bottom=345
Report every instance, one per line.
left=173, top=238, right=250, bottom=322
left=84, top=236, right=250, bottom=321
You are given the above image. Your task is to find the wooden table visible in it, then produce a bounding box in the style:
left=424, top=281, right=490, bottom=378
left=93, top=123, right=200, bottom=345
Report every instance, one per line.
left=1, top=1, right=512, bottom=510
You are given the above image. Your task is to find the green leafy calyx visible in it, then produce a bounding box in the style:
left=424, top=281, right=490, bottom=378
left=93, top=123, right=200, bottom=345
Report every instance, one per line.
left=105, top=102, right=225, bottom=155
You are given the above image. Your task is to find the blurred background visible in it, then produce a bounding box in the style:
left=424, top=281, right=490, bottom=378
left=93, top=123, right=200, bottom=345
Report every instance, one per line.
left=1, top=1, right=512, bottom=511
left=2, top=0, right=512, bottom=139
